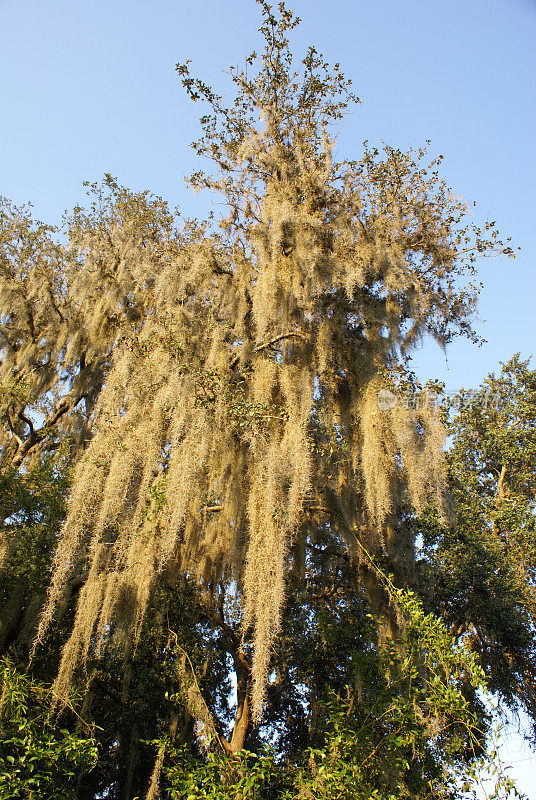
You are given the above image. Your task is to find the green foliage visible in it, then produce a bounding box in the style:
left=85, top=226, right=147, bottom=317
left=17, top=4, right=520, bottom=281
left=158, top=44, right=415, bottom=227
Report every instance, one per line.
left=165, top=747, right=280, bottom=800
left=0, top=660, right=97, bottom=800
left=0, top=451, right=70, bottom=599
left=290, top=587, right=480, bottom=800
left=157, top=582, right=520, bottom=799
left=420, top=356, right=536, bottom=726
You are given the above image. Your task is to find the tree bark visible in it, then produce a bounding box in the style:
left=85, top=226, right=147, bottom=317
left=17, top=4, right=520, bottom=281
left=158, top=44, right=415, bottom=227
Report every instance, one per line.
left=229, top=649, right=251, bottom=753
left=0, top=584, right=27, bottom=655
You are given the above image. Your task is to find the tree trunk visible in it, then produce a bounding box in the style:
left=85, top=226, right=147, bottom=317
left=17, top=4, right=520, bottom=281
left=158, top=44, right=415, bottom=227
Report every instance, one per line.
left=0, top=584, right=27, bottom=655
left=228, top=650, right=251, bottom=753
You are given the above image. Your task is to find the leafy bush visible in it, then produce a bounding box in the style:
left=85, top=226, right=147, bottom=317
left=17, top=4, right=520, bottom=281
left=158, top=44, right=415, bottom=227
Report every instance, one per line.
left=0, top=660, right=97, bottom=800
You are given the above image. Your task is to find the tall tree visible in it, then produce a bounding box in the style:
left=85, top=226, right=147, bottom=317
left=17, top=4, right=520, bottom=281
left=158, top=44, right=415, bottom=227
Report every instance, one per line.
left=0, top=2, right=523, bottom=798
left=33, top=0, right=504, bottom=717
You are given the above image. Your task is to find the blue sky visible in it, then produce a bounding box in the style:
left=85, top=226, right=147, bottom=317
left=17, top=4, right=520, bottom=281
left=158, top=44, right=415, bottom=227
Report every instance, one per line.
left=1, top=0, right=536, bottom=791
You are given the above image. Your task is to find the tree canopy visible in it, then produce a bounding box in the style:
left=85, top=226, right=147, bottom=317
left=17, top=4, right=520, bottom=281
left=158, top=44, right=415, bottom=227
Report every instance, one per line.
left=0, top=3, right=530, bottom=799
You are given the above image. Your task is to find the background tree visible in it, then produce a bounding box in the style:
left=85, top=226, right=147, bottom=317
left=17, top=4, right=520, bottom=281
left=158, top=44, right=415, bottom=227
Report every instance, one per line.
left=420, top=355, right=536, bottom=730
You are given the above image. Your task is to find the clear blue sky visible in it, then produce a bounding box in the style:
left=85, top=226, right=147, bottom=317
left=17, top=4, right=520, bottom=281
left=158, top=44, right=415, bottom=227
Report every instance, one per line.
left=1, top=0, right=536, bottom=791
